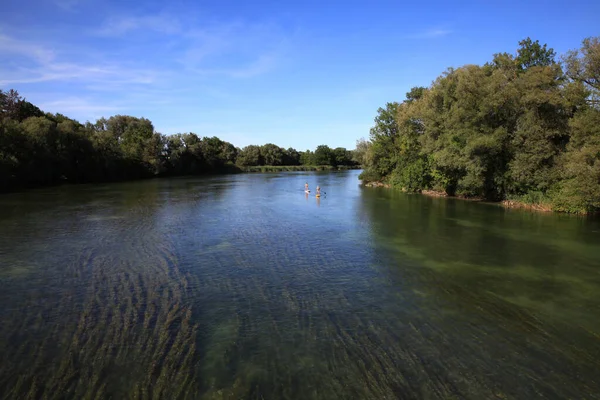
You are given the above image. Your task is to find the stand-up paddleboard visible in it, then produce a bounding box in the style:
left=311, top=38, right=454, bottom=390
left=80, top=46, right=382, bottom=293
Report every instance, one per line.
left=305, top=190, right=310, bottom=194
left=316, top=194, right=320, bottom=198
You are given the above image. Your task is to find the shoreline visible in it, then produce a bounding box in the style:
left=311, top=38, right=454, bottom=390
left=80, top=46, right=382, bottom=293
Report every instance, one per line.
left=0, top=166, right=362, bottom=195
left=360, top=180, right=595, bottom=215
left=241, top=165, right=361, bottom=173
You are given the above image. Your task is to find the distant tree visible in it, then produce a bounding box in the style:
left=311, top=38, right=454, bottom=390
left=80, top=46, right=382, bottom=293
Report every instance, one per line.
left=0, top=89, right=44, bottom=121
left=284, top=147, right=301, bottom=165
left=313, top=145, right=333, bottom=165
left=300, top=150, right=313, bottom=165
left=260, top=143, right=285, bottom=165
left=236, top=145, right=263, bottom=166
left=353, top=138, right=371, bottom=166
left=103, top=115, right=155, bottom=164
left=200, top=136, right=236, bottom=169
left=332, top=147, right=350, bottom=166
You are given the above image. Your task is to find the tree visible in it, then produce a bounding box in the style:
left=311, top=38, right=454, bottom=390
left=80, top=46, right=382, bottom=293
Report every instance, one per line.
left=366, top=102, right=401, bottom=178
left=0, top=89, right=44, bottom=121
left=199, top=136, right=236, bottom=169
left=551, top=107, right=600, bottom=213
left=313, top=145, right=333, bottom=165
left=260, top=143, right=285, bottom=166
left=236, top=145, right=263, bottom=166
left=516, top=37, right=556, bottom=71
left=358, top=36, right=599, bottom=212
left=563, top=36, right=600, bottom=104
left=332, top=147, right=351, bottom=166
left=353, top=138, right=370, bottom=166
left=405, top=86, right=426, bottom=103
left=300, top=150, right=313, bottom=165
left=284, top=147, right=301, bottom=165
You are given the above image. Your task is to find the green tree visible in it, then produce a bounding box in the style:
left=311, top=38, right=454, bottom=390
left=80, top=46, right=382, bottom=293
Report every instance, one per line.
left=284, top=147, right=301, bottom=165
left=358, top=36, right=597, bottom=210
left=332, top=147, right=349, bottom=166
left=516, top=37, right=557, bottom=71
left=313, top=145, right=333, bottom=165
left=563, top=36, right=600, bottom=104
left=551, top=107, right=600, bottom=213
left=353, top=138, right=371, bottom=166
left=405, top=86, right=426, bottom=103
left=236, top=145, right=263, bottom=166
left=366, top=102, right=401, bottom=178
left=300, top=150, right=314, bottom=165
left=199, top=136, right=236, bottom=170
left=260, top=143, right=285, bottom=165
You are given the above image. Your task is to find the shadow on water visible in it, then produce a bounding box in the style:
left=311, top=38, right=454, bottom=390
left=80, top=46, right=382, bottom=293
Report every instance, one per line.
left=0, top=171, right=599, bottom=399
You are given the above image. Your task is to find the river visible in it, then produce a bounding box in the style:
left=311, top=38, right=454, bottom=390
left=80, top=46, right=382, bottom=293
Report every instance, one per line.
left=0, top=170, right=599, bottom=399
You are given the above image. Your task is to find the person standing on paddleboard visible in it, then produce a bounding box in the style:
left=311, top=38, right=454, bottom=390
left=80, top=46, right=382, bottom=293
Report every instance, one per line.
left=305, top=182, right=310, bottom=193
left=316, top=186, right=321, bottom=197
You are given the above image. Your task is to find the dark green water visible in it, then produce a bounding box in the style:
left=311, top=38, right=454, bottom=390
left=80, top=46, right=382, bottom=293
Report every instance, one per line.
left=0, top=170, right=599, bottom=399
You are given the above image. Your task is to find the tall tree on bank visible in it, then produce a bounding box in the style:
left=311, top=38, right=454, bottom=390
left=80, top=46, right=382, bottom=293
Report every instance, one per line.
left=360, top=36, right=600, bottom=213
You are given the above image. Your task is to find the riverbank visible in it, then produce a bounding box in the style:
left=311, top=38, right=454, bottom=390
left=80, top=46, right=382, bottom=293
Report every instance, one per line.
left=360, top=180, right=597, bottom=215
left=241, top=165, right=361, bottom=173
left=0, top=165, right=362, bottom=194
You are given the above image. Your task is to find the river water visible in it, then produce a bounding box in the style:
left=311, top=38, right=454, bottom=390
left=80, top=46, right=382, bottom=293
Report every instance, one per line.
left=0, top=170, right=599, bottom=399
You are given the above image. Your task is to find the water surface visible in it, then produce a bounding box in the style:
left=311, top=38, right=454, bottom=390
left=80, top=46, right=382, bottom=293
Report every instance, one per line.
left=0, top=170, right=599, bottom=399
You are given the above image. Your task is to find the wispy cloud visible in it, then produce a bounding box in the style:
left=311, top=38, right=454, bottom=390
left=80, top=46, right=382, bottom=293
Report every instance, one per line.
left=189, top=53, right=278, bottom=78
left=406, top=28, right=453, bottom=39
left=39, top=97, right=121, bottom=116
left=53, top=0, right=83, bottom=11
left=93, top=14, right=182, bottom=36
left=181, top=21, right=289, bottom=78
left=0, top=29, right=162, bottom=87
left=0, top=34, right=55, bottom=64
left=0, top=58, right=159, bottom=86
left=1, top=11, right=293, bottom=124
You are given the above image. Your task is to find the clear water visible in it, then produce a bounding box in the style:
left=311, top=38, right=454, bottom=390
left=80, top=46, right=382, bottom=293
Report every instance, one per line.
left=0, top=170, right=599, bottom=399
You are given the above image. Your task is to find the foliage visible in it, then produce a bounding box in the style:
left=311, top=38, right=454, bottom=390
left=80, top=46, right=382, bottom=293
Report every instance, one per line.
left=0, top=89, right=359, bottom=192
left=515, top=37, right=557, bottom=71
left=360, top=36, right=600, bottom=213
left=313, top=145, right=334, bottom=165
left=260, top=143, right=285, bottom=166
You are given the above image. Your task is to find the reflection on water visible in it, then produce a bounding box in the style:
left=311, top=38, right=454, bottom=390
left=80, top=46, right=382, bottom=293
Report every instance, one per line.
left=0, top=170, right=599, bottom=399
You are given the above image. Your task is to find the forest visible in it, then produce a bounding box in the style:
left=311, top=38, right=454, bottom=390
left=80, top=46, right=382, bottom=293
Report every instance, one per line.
left=358, top=36, right=600, bottom=214
left=0, top=91, right=358, bottom=192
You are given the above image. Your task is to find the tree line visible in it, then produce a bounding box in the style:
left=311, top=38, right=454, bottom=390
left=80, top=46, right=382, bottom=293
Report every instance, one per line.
left=0, top=91, right=359, bottom=192
left=358, top=36, right=600, bottom=214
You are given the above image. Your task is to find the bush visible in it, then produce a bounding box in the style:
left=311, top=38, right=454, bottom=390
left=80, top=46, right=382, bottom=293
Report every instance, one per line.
left=358, top=168, right=382, bottom=183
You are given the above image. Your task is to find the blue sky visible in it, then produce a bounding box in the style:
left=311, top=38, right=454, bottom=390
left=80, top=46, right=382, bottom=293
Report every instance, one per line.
left=1, top=0, right=599, bottom=150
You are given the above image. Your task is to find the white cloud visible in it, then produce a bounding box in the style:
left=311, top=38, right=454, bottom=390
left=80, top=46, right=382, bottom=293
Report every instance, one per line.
left=90, top=14, right=289, bottom=79
left=0, top=34, right=55, bottom=64
left=0, top=11, right=293, bottom=127
left=0, top=60, right=159, bottom=86
left=0, top=32, right=161, bottom=87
